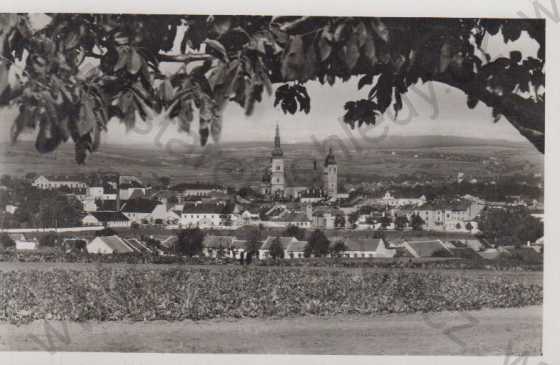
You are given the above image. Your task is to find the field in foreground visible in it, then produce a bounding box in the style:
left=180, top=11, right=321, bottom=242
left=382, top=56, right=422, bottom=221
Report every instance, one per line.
left=0, top=306, right=542, bottom=354
left=0, top=266, right=542, bottom=324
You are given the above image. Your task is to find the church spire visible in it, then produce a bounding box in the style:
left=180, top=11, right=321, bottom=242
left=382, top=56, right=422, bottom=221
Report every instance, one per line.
left=324, top=147, right=336, bottom=166
left=272, top=123, right=283, bottom=157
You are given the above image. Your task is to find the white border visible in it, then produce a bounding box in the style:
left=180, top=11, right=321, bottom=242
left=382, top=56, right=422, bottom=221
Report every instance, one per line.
left=0, top=1, right=558, bottom=365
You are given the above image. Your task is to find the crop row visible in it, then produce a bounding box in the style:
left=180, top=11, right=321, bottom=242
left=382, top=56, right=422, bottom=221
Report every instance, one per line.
left=0, top=267, right=542, bottom=324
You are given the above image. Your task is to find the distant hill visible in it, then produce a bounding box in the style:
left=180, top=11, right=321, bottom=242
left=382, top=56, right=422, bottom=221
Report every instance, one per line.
left=119, top=134, right=529, bottom=151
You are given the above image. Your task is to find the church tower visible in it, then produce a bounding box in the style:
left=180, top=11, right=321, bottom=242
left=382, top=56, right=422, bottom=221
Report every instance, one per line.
left=323, top=147, right=337, bottom=198
left=270, top=124, right=285, bottom=196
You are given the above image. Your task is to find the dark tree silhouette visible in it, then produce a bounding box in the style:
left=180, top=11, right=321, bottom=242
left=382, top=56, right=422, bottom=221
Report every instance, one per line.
left=175, top=227, right=205, bottom=256
left=269, top=236, right=285, bottom=259
left=0, top=15, right=544, bottom=165
left=307, top=229, right=330, bottom=257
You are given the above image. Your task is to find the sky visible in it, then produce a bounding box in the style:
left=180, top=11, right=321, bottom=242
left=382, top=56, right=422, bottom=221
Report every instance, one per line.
left=0, top=15, right=541, bottom=147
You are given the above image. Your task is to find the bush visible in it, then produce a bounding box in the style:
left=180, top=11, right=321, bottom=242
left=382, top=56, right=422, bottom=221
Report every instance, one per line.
left=39, top=232, right=58, bottom=247
left=269, top=236, right=285, bottom=259
left=0, top=234, right=15, bottom=249
left=175, top=228, right=205, bottom=257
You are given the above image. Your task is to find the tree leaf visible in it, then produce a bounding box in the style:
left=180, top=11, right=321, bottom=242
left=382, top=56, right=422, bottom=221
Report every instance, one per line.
left=211, top=113, right=222, bottom=143
left=0, top=62, right=8, bottom=96
left=205, top=39, right=228, bottom=61
left=362, top=37, right=377, bottom=67
left=439, top=42, right=451, bottom=73
left=370, top=19, right=390, bottom=42
left=208, top=63, right=226, bottom=92
left=281, top=35, right=305, bottom=81
left=342, top=31, right=360, bottom=71
left=318, top=34, right=332, bottom=61
left=159, top=79, right=175, bottom=106
left=355, top=22, right=369, bottom=47
left=114, top=48, right=130, bottom=72
left=77, top=96, right=97, bottom=137
left=64, top=32, right=80, bottom=50
left=127, top=48, right=143, bottom=75
left=393, top=90, right=403, bottom=117
left=199, top=117, right=210, bottom=146
left=358, top=74, right=373, bottom=90
left=467, top=94, right=479, bottom=109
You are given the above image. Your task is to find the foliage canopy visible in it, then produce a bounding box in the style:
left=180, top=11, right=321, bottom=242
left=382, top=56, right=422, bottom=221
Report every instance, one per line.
left=0, top=15, right=545, bottom=164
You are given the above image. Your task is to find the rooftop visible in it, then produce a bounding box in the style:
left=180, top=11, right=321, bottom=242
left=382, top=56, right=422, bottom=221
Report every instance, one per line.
left=121, top=199, right=161, bottom=213
left=89, top=211, right=129, bottom=222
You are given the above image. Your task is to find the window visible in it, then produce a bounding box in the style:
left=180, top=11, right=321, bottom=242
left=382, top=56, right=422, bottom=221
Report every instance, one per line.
left=276, top=166, right=280, bottom=170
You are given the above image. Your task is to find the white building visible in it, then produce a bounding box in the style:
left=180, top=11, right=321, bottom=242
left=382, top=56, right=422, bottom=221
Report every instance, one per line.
left=170, top=183, right=226, bottom=198
left=120, top=199, right=169, bottom=224
left=330, top=237, right=396, bottom=258
left=32, top=175, right=87, bottom=190
left=10, top=234, right=38, bottom=250
left=258, top=236, right=308, bottom=259
left=380, top=191, right=426, bottom=207
left=5, top=204, right=17, bottom=214
left=202, top=235, right=248, bottom=258
left=87, top=235, right=134, bottom=254
left=86, top=187, right=117, bottom=201
left=180, top=201, right=233, bottom=228
left=81, top=211, right=131, bottom=228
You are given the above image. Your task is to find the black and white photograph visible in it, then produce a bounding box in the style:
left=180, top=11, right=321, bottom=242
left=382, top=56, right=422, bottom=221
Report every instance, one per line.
left=0, top=5, right=552, bottom=362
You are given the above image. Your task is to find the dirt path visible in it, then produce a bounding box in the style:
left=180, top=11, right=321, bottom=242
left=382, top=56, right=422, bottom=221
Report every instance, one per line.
left=0, top=306, right=541, bottom=355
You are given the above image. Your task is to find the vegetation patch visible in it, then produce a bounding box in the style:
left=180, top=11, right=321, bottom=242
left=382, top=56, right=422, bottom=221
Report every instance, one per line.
left=0, top=267, right=542, bottom=325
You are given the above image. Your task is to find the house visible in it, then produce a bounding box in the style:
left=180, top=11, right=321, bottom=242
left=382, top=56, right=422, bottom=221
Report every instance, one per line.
left=10, top=234, right=38, bottom=250
left=330, top=236, right=396, bottom=258
left=262, top=210, right=312, bottom=228
left=529, top=236, right=544, bottom=253
left=285, top=240, right=307, bottom=259
left=171, top=182, right=226, bottom=197
left=121, top=199, right=168, bottom=224
left=407, top=199, right=485, bottom=232
left=87, top=235, right=135, bottom=254
left=236, top=209, right=261, bottom=226
left=180, top=201, right=234, bottom=228
left=32, top=175, right=88, bottom=190
left=258, top=236, right=308, bottom=259
left=4, top=204, right=17, bottom=214
left=85, top=187, right=116, bottom=200
left=81, top=211, right=131, bottom=227
left=61, top=237, right=87, bottom=253
left=312, top=206, right=346, bottom=229
left=379, top=191, right=427, bottom=207
left=202, top=235, right=249, bottom=258
left=119, top=186, right=147, bottom=201
left=165, top=209, right=182, bottom=225
left=79, top=198, right=99, bottom=212
left=401, top=239, right=451, bottom=258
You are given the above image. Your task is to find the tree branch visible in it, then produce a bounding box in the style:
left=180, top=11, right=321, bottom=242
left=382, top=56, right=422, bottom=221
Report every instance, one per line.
left=432, top=73, right=544, bottom=153
left=157, top=53, right=213, bottom=63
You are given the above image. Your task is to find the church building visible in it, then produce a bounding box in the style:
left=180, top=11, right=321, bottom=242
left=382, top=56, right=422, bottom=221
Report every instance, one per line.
left=261, top=124, right=339, bottom=200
